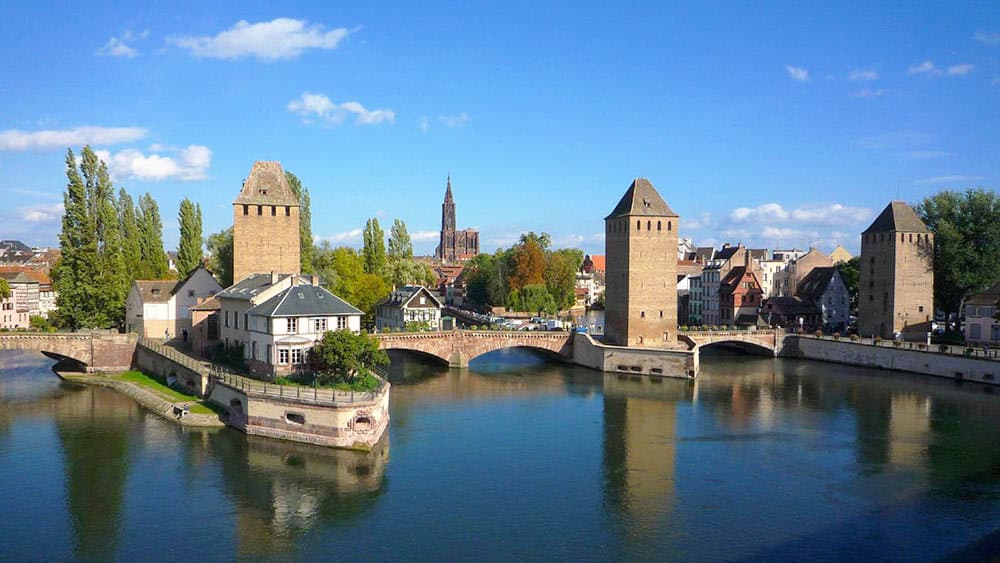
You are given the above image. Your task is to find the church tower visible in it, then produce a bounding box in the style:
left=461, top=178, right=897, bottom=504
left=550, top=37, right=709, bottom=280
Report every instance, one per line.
left=438, top=175, right=457, bottom=262
left=859, top=201, right=934, bottom=339
left=604, top=178, right=679, bottom=347
left=232, top=161, right=301, bottom=283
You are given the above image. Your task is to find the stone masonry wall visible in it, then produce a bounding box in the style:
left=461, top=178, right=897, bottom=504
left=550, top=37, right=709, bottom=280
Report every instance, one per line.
left=233, top=203, right=301, bottom=282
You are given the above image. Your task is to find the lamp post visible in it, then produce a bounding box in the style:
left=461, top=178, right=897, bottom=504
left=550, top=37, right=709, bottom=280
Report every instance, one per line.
left=798, top=317, right=804, bottom=333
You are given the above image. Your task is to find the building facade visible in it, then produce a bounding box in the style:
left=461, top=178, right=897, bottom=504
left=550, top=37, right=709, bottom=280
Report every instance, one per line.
left=604, top=178, right=679, bottom=347
left=719, top=261, right=763, bottom=326
left=964, top=281, right=1000, bottom=347
left=376, top=285, right=443, bottom=332
left=859, top=201, right=934, bottom=339
left=436, top=176, right=480, bottom=263
left=795, top=266, right=850, bottom=333
left=125, top=265, right=222, bottom=341
left=233, top=161, right=301, bottom=282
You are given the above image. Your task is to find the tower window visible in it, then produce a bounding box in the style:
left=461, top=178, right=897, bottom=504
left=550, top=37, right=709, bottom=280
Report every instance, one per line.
left=271, top=206, right=276, bottom=216
left=647, top=220, right=651, bottom=231
left=668, top=221, right=672, bottom=231
left=901, top=233, right=905, bottom=243
left=641, top=311, right=645, bottom=318
left=657, top=221, right=661, bottom=231
left=243, top=204, right=248, bottom=215
left=285, top=206, right=290, bottom=216
left=636, top=220, right=641, bottom=231
left=909, top=233, right=913, bottom=243
left=257, top=205, right=262, bottom=216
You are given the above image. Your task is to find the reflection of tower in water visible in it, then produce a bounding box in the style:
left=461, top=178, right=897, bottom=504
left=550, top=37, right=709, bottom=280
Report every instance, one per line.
left=602, top=375, right=689, bottom=538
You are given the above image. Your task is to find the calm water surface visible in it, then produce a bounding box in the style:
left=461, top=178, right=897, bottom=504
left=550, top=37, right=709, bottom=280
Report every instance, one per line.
left=1, top=348, right=1000, bottom=561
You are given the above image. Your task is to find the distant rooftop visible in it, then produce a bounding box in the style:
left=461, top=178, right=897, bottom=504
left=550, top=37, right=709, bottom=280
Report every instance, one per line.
left=605, top=178, right=677, bottom=219
left=233, top=161, right=300, bottom=207
left=862, top=201, right=930, bottom=234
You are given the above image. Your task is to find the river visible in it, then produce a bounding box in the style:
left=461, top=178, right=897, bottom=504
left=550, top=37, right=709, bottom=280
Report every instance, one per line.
left=1, top=348, right=999, bottom=561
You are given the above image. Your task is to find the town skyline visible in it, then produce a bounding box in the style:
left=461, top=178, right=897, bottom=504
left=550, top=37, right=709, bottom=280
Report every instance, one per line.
left=1, top=2, right=997, bottom=255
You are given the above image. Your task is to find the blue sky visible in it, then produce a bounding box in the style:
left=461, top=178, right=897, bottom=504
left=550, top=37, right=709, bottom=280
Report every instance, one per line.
left=1, top=1, right=997, bottom=257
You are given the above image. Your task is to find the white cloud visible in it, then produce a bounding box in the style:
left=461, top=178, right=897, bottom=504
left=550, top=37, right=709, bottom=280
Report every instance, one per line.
left=20, top=203, right=64, bottom=223
left=439, top=112, right=469, bottom=127
left=419, top=116, right=430, bottom=132
left=730, top=203, right=789, bottom=223
left=169, top=18, right=356, bottom=61
left=916, top=175, right=984, bottom=184
left=973, top=31, right=1000, bottom=44
left=96, top=29, right=149, bottom=58
left=730, top=202, right=872, bottom=227
left=0, top=126, right=147, bottom=150
left=94, top=145, right=211, bottom=182
left=762, top=226, right=816, bottom=240
left=851, top=88, right=886, bottom=98
left=410, top=230, right=439, bottom=242
left=849, top=68, right=879, bottom=81
left=946, top=63, right=974, bottom=75
left=286, top=92, right=394, bottom=125
left=682, top=212, right=713, bottom=230
left=317, top=229, right=363, bottom=243
left=785, top=65, right=809, bottom=82
left=789, top=203, right=873, bottom=225
left=908, top=60, right=939, bottom=75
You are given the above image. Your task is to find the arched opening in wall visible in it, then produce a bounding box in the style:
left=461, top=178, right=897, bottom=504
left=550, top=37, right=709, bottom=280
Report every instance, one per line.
left=354, top=416, right=372, bottom=431
left=699, top=340, right=774, bottom=358
left=384, top=349, right=450, bottom=383
left=39, top=351, right=88, bottom=373
left=285, top=412, right=306, bottom=425
left=468, top=346, right=567, bottom=374
left=229, top=398, right=243, bottom=412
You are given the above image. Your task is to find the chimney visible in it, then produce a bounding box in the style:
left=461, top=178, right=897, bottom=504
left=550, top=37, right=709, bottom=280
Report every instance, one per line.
left=312, top=274, right=320, bottom=286
left=270, top=271, right=279, bottom=284
left=745, top=249, right=751, bottom=269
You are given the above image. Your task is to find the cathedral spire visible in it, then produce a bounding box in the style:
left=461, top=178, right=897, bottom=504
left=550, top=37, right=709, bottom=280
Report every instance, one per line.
left=445, top=174, right=453, bottom=203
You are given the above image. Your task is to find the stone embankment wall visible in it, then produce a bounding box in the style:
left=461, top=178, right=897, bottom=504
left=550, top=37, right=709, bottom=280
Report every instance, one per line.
left=134, top=343, right=208, bottom=396
left=62, top=374, right=223, bottom=427
left=782, top=336, right=1000, bottom=386
left=572, top=332, right=696, bottom=378
left=208, top=380, right=390, bottom=451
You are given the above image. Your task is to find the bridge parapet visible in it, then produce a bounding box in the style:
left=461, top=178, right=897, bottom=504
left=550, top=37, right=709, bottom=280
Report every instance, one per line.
left=0, top=331, right=136, bottom=371
left=376, top=329, right=574, bottom=367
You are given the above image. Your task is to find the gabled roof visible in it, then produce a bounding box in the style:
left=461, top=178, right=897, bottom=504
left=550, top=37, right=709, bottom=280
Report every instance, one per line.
left=829, top=245, right=853, bottom=264
left=0, top=271, right=39, bottom=285
left=190, top=296, right=221, bottom=311
left=233, top=161, right=300, bottom=206
left=218, top=273, right=294, bottom=301
left=795, top=266, right=839, bottom=303
left=715, top=245, right=741, bottom=261
left=762, top=296, right=819, bottom=316
left=249, top=285, right=362, bottom=318
left=376, top=285, right=443, bottom=309
left=862, top=201, right=930, bottom=234
left=720, top=266, right=760, bottom=294
left=694, top=247, right=715, bottom=263
left=605, top=178, right=677, bottom=219
left=134, top=280, right=179, bottom=303
left=966, top=281, right=1000, bottom=306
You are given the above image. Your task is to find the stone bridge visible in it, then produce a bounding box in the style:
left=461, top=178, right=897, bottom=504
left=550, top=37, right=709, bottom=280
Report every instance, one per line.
left=680, top=329, right=785, bottom=356
left=376, top=330, right=574, bottom=367
left=0, top=331, right=137, bottom=372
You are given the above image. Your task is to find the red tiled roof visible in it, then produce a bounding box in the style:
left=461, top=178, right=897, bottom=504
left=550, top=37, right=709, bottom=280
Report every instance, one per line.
left=590, top=255, right=606, bottom=272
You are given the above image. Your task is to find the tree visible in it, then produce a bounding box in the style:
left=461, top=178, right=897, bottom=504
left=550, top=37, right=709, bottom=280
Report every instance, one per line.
left=137, top=193, right=169, bottom=279
left=510, top=237, right=546, bottom=289
left=916, top=189, right=1000, bottom=319
left=388, top=219, right=413, bottom=260
left=53, top=149, right=97, bottom=329
left=545, top=248, right=583, bottom=310
left=285, top=171, right=314, bottom=274
left=464, top=253, right=496, bottom=310
left=0, top=278, right=10, bottom=300
left=314, top=243, right=391, bottom=324
left=176, top=198, right=203, bottom=276
left=836, top=256, right=860, bottom=315
left=89, top=148, right=128, bottom=328
left=307, top=330, right=388, bottom=386
left=362, top=218, right=386, bottom=276
left=206, top=228, right=234, bottom=287
left=117, top=189, right=141, bottom=276
left=508, top=284, right=557, bottom=315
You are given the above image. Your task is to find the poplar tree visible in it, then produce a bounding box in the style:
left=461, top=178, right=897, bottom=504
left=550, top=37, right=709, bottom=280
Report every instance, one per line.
left=285, top=171, right=314, bottom=274
left=88, top=150, right=127, bottom=328
left=388, top=219, right=413, bottom=260
left=53, top=149, right=96, bottom=329
left=117, top=189, right=141, bottom=276
left=206, top=228, right=234, bottom=287
left=176, top=198, right=203, bottom=276
left=362, top=217, right=386, bottom=276
left=137, top=193, right=169, bottom=279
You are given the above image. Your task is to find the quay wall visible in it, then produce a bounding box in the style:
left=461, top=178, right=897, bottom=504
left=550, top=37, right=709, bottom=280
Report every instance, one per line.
left=783, top=336, right=1000, bottom=386
left=134, top=344, right=208, bottom=396
left=572, top=332, right=696, bottom=378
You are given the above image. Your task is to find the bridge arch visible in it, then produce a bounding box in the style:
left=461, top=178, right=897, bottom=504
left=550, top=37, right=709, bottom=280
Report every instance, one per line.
left=696, top=339, right=775, bottom=356
left=0, top=332, right=137, bottom=372
left=376, top=330, right=574, bottom=369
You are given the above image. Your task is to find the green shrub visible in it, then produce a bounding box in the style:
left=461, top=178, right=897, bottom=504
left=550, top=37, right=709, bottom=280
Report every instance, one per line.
left=893, top=340, right=902, bottom=347
left=850, top=334, right=860, bottom=342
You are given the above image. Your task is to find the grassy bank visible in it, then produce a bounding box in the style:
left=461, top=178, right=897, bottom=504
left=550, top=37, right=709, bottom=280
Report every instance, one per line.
left=112, top=370, right=219, bottom=415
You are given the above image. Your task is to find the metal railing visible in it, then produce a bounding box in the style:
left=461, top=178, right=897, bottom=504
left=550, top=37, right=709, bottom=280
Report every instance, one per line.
left=799, top=333, right=1000, bottom=362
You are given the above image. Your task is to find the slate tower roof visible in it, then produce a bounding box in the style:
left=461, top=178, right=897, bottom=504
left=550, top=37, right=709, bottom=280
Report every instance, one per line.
left=233, top=161, right=300, bottom=206
left=605, top=178, right=678, bottom=219
left=862, top=201, right=930, bottom=234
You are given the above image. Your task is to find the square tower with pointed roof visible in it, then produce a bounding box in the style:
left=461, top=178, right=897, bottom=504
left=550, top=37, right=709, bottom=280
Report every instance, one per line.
left=233, top=161, right=301, bottom=282
left=604, top=178, right=680, bottom=347
left=859, top=201, right=934, bottom=338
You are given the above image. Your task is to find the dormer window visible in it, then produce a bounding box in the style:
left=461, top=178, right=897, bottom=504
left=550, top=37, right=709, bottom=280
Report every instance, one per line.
left=259, top=188, right=268, bottom=196
left=151, top=288, right=160, bottom=295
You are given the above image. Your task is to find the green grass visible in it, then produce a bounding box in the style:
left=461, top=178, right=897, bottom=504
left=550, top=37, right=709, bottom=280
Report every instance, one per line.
left=112, top=370, right=217, bottom=415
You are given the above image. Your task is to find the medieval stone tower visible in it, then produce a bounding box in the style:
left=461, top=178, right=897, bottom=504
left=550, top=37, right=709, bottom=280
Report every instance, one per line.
left=233, top=161, right=301, bottom=283
left=859, top=201, right=934, bottom=339
left=604, top=178, right=679, bottom=347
